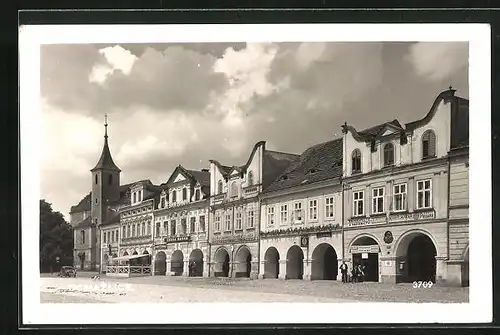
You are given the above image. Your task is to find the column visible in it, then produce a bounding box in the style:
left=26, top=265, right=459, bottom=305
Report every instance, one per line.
left=336, top=259, right=343, bottom=281
left=379, top=256, right=397, bottom=284
left=435, top=256, right=447, bottom=284
left=166, top=256, right=171, bottom=275
left=259, top=260, right=266, bottom=279
left=303, top=259, right=312, bottom=281
left=250, top=259, right=259, bottom=280
left=151, top=255, right=156, bottom=276
left=278, top=259, right=287, bottom=280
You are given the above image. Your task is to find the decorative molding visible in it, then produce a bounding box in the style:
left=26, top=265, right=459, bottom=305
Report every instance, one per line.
left=211, top=231, right=258, bottom=245
left=260, top=223, right=341, bottom=238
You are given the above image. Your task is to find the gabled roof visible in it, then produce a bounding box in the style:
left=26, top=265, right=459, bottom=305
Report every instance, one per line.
left=210, top=141, right=266, bottom=178
left=264, top=138, right=343, bottom=194
left=73, top=216, right=92, bottom=229
left=165, top=165, right=211, bottom=188
left=342, top=119, right=404, bottom=143
left=70, top=192, right=91, bottom=214
left=262, top=150, right=301, bottom=189
left=101, top=212, right=120, bottom=226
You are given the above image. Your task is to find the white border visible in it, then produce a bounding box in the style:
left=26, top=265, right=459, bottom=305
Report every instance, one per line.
left=20, top=23, right=492, bottom=325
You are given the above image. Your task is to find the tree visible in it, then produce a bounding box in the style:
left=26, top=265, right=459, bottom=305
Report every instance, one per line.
left=39, top=199, right=74, bottom=273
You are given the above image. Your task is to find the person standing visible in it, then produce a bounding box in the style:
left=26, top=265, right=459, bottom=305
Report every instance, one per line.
left=339, top=261, right=348, bottom=283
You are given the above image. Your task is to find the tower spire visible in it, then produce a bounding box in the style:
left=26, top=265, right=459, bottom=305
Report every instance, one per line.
left=104, top=114, right=108, bottom=139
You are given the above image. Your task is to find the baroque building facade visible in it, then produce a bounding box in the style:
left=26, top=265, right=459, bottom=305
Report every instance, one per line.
left=340, top=88, right=469, bottom=285
left=259, top=138, right=344, bottom=281
left=208, top=141, right=299, bottom=279
left=152, top=166, right=210, bottom=277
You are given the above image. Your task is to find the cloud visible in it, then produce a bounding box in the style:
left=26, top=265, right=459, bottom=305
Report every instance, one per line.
left=405, top=42, right=469, bottom=81
left=39, top=42, right=469, bottom=220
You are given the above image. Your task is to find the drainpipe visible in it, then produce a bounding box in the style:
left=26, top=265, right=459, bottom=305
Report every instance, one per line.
left=341, top=180, right=345, bottom=262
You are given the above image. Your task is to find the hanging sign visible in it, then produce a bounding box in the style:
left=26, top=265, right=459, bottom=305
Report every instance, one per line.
left=362, top=253, right=368, bottom=259
left=350, top=245, right=380, bottom=254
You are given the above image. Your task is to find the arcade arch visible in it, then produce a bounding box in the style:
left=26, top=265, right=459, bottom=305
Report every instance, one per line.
left=155, top=251, right=167, bottom=275
left=350, top=235, right=381, bottom=282
left=214, top=248, right=230, bottom=277
left=235, top=246, right=252, bottom=278
left=189, top=249, right=204, bottom=277
left=264, top=247, right=280, bottom=279
left=311, top=243, right=338, bottom=280
left=395, top=231, right=437, bottom=283
left=286, top=245, right=304, bottom=280
left=171, top=250, right=184, bottom=276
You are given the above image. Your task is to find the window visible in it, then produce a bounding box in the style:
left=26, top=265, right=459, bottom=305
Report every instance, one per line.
left=95, top=174, right=98, bottom=185
left=172, top=190, right=177, bottom=202
left=103, top=231, right=107, bottom=243
left=181, top=219, right=187, bottom=234
left=147, top=222, right=151, bottom=235
left=247, top=171, right=254, bottom=186
left=417, top=179, right=432, bottom=209
left=353, top=191, right=364, bottom=217
left=182, top=188, right=187, bottom=201
left=133, top=192, right=137, bottom=203
left=190, top=217, right=196, bottom=233
left=170, top=220, right=176, bottom=235
left=195, top=189, right=200, bottom=201
left=133, top=224, right=138, bottom=237
left=393, top=183, right=407, bottom=212
left=422, top=130, right=437, bottom=159
left=309, top=199, right=318, bottom=220
left=111, top=231, right=114, bottom=242
left=108, top=174, right=113, bottom=185
left=247, top=208, right=254, bottom=228
left=122, top=226, right=126, bottom=238
left=231, top=182, right=238, bottom=197
left=155, top=222, right=161, bottom=237
left=352, top=149, right=361, bottom=173
left=215, top=214, right=221, bottom=232
left=235, top=211, right=242, bottom=230
left=218, top=180, right=223, bottom=194
left=280, top=204, right=288, bottom=225
left=138, top=190, right=142, bottom=202
left=80, top=230, right=85, bottom=244
left=372, top=187, right=385, bottom=214
left=383, top=143, right=394, bottom=167
left=267, top=206, right=275, bottom=226
left=107, top=231, right=111, bottom=243
left=127, top=225, right=131, bottom=238
left=160, top=198, right=165, bottom=208
left=115, top=230, right=118, bottom=241
left=325, top=197, right=335, bottom=218
left=163, top=221, right=167, bottom=235
left=142, top=222, right=145, bottom=235
left=224, top=214, right=232, bottom=231
left=199, top=215, right=205, bottom=232
left=294, top=202, right=303, bottom=221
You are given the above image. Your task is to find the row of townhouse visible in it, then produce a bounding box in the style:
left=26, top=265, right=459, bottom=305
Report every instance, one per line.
left=70, top=87, right=469, bottom=286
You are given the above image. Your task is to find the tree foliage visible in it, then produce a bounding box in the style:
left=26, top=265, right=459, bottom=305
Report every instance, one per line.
left=39, top=199, right=74, bottom=272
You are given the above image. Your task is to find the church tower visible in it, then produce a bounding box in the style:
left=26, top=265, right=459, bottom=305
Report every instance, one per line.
left=90, top=115, right=121, bottom=270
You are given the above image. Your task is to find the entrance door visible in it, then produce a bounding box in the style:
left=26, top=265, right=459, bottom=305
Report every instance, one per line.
left=352, top=253, right=379, bottom=282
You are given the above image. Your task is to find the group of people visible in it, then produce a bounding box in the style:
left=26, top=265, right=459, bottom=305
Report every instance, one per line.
left=339, top=261, right=366, bottom=283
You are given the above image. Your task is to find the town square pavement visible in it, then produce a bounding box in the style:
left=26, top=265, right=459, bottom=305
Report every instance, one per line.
left=39, top=273, right=468, bottom=303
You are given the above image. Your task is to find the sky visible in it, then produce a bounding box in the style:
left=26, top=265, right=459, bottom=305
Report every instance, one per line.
left=40, top=41, right=469, bottom=220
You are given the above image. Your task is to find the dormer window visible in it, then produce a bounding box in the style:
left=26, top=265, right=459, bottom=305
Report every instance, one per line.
left=160, top=198, right=165, bottom=208
left=422, top=130, right=436, bottom=159
left=138, top=190, right=142, bottom=202
left=182, top=188, right=187, bottom=201
left=217, top=180, right=223, bottom=194
left=230, top=182, right=238, bottom=198
left=383, top=143, right=394, bottom=167
left=352, top=149, right=361, bottom=173
left=172, top=190, right=177, bottom=202
left=95, top=174, right=98, bottom=185
left=133, top=192, right=137, bottom=203
left=247, top=171, right=254, bottom=186
left=195, top=189, right=200, bottom=201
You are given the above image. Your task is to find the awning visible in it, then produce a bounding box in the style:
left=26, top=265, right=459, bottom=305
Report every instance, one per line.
left=111, top=254, right=149, bottom=261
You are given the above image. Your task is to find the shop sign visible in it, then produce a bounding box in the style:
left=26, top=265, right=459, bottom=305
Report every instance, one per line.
left=316, top=231, right=332, bottom=239
left=212, top=232, right=257, bottom=244
left=361, top=253, right=368, bottom=259
left=350, top=245, right=380, bottom=254
left=388, top=210, right=435, bottom=223
left=347, top=215, right=386, bottom=228
left=164, top=235, right=191, bottom=243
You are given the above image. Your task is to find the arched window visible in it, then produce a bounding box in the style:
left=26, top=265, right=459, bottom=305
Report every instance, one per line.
left=182, top=188, right=187, bottom=201
left=127, top=225, right=131, bottom=238
left=383, top=143, right=394, bottom=167
left=247, top=171, right=254, bottom=186
left=132, top=224, right=136, bottom=237
left=351, top=149, right=362, bottom=173
left=108, top=174, right=112, bottom=185
left=80, top=230, right=86, bottom=244
left=217, top=180, right=223, bottom=194
left=172, top=190, right=177, bottom=202
left=422, top=130, right=437, bottom=159
left=195, top=189, right=200, bottom=201
left=231, top=182, right=238, bottom=197
left=122, top=226, right=126, bottom=238
left=95, top=174, right=98, bottom=185
left=142, top=223, right=145, bottom=235
left=160, top=197, right=165, bottom=208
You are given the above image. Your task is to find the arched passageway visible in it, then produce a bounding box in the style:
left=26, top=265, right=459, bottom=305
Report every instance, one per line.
left=214, top=248, right=230, bottom=277
left=235, top=247, right=252, bottom=278
left=142, top=250, right=151, bottom=265
left=171, top=250, right=184, bottom=276
left=311, top=243, right=338, bottom=280
left=351, top=236, right=380, bottom=282
left=396, top=232, right=437, bottom=283
left=286, top=245, right=304, bottom=280
left=264, top=247, right=280, bottom=279
left=189, top=249, right=204, bottom=277
left=462, top=248, right=469, bottom=287
left=155, top=251, right=167, bottom=275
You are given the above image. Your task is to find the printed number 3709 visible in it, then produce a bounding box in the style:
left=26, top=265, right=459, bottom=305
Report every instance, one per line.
left=413, top=281, right=433, bottom=288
